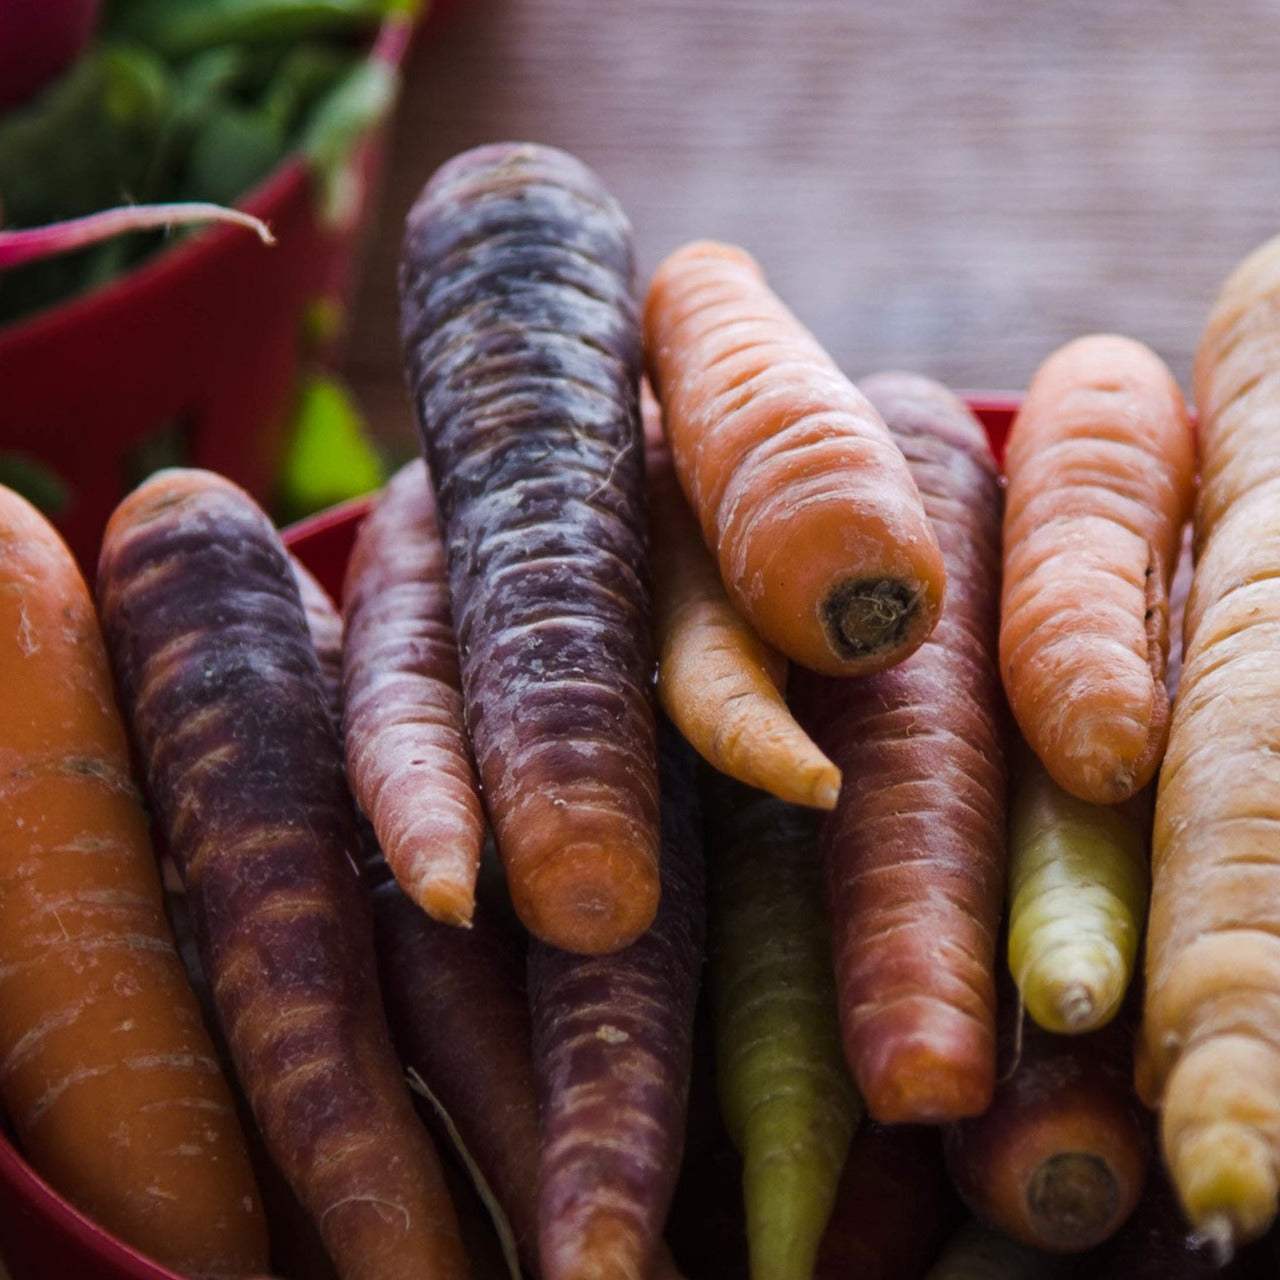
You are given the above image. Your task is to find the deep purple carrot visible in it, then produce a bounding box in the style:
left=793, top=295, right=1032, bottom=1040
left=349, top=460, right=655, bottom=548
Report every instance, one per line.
left=794, top=372, right=1006, bottom=1125
left=528, top=721, right=704, bottom=1280
left=97, top=469, right=469, bottom=1280
left=341, top=460, right=486, bottom=927
left=399, top=141, right=658, bottom=956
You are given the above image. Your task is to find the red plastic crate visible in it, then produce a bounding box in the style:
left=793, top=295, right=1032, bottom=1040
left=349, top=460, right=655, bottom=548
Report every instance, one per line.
left=0, top=395, right=1017, bottom=1279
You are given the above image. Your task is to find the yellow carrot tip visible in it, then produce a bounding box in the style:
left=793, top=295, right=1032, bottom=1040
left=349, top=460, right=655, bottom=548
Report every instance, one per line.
left=1170, top=1121, right=1277, bottom=1253
left=1191, top=1215, right=1235, bottom=1269
left=1046, top=980, right=1097, bottom=1034
left=813, top=776, right=841, bottom=811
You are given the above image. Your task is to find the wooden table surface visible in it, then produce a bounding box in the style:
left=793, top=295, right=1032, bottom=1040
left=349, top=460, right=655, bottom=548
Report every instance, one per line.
left=346, top=0, right=1280, bottom=449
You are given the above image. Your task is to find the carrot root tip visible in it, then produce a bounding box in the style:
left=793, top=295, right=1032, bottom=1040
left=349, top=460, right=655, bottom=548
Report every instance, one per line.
left=1191, top=1215, right=1236, bottom=1269
left=821, top=578, right=917, bottom=661
left=813, top=776, right=841, bottom=810
left=1025, top=1152, right=1118, bottom=1249
left=1051, top=981, right=1098, bottom=1034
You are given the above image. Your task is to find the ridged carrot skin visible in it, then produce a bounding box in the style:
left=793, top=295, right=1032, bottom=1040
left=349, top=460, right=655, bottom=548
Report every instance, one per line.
left=945, top=994, right=1148, bottom=1254
left=925, top=1221, right=1069, bottom=1280
left=342, top=459, right=486, bottom=926
left=528, top=723, right=704, bottom=1280
left=1007, top=746, right=1149, bottom=1035
left=298, top=550, right=545, bottom=1275
left=1000, top=334, right=1195, bottom=804
left=97, top=469, right=469, bottom=1280
left=400, top=141, right=658, bottom=956
left=795, top=372, right=1005, bottom=1124
left=644, top=241, right=945, bottom=677
left=707, top=776, right=860, bottom=1280
left=1143, top=233, right=1280, bottom=1253
left=0, top=485, right=266, bottom=1277
left=645, top=394, right=839, bottom=810
left=814, top=1124, right=947, bottom=1280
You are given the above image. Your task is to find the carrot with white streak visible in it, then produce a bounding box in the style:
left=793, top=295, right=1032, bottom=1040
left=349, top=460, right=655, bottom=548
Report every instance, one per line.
left=342, top=459, right=486, bottom=926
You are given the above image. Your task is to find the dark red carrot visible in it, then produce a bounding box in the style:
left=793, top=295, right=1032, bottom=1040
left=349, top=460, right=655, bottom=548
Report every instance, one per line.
left=944, top=989, right=1148, bottom=1254
left=815, top=1123, right=948, bottom=1280
left=795, top=372, right=1006, bottom=1124
left=341, top=459, right=486, bottom=926
left=399, top=141, right=658, bottom=955
left=298, top=531, right=543, bottom=1275
left=528, top=722, right=705, bottom=1280
left=97, top=468, right=469, bottom=1280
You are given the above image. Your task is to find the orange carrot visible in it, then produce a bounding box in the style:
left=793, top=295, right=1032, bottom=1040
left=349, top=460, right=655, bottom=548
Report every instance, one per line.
left=0, top=484, right=267, bottom=1276
left=644, top=240, right=945, bottom=677
left=999, top=334, right=1195, bottom=803
left=645, top=389, right=839, bottom=810
left=98, top=468, right=470, bottom=1280
left=342, top=459, right=486, bottom=926
left=1142, top=233, right=1280, bottom=1254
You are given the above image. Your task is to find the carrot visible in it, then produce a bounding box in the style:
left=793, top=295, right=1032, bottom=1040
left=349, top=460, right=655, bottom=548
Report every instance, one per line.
left=528, top=721, right=704, bottom=1280
left=999, top=334, right=1195, bottom=804
left=0, top=483, right=267, bottom=1277
left=645, top=386, right=840, bottom=809
left=296, top=553, right=541, bottom=1273
left=924, top=1221, right=1070, bottom=1280
left=643, top=241, right=946, bottom=677
left=1142, top=233, right=1280, bottom=1254
left=706, top=775, right=860, bottom=1280
left=794, top=372, right=1005, bottom=1124
left=97, top=468, right=469, bottom=1280
left=944, top=990, right=1148, bottom=1254
left=399, top=141, right=658, bottom=955
left=814, top=1123, right=948, bottom=1280
left=341, top=459, right=486, bottom=926
left=1006, top=745, right=1150, bottom=1035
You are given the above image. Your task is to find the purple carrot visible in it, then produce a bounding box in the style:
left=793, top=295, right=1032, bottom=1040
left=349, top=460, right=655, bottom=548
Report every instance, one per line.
left=528, top=721, right=704, bottom=1280
left=97, top=468, right=469, bottom=1280
left=399, top=141, right=658, bottom=956
left=341, top=459, right=486, bottom=926
left=793, top=372, right=1006, bottom=1125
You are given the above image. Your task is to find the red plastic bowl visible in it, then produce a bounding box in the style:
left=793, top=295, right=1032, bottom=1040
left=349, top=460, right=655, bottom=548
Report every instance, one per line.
left=0, top=393, right=1017, bottom=1280
left=0, top=22, right=410, bottom=568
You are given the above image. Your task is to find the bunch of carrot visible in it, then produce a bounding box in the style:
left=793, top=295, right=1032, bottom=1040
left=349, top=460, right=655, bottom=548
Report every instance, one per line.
left=6, top=133, right=1280, bottom=1280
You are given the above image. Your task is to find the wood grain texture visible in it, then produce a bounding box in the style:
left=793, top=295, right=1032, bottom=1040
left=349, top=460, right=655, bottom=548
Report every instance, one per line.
left=347, top=0, right=1280, bottom=445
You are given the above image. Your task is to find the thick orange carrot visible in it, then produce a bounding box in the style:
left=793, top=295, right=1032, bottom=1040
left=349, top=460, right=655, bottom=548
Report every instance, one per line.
left=645, top=391, right=839, bottom=810
left=1000, top=334, right=1195, bottom=803
left=1142, top=233, right=1280, bottom=1253
left=0, top=484, right=266, bottom=1276
left=795, top=373, right=1006, bottom=1124
left=644, top=240, right=946, bottom=677
left=98, top=469, right=470, bottom=1280
left=400, top=142, right=658, bottom=955
left=342, top=459, right=486, bottom=926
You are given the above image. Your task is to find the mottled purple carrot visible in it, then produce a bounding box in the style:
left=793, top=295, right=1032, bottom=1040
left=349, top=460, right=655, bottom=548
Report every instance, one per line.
left=399, top=141, right=658, bottom=956
left=97, top=468, right=470, bottom=1280
left=794, top=372, right=1006, bottom=1125
left=528, top=722, right=704, bottom=1280
left=341, top=460, right=486, bottom=927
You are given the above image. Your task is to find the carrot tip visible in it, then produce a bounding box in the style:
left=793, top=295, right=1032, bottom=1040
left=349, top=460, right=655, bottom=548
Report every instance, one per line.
left=414, top=878, right=476, bottom=929
left=822, top=577, right=917, bottom=662
left=1026, top=1152, right=1118, bottom=1250
left=1051, top=981, right=1098, bottom=1034
left=1191, top=1215, right=1236, bottom=1268
left=813, top=776, right=841, bottom=811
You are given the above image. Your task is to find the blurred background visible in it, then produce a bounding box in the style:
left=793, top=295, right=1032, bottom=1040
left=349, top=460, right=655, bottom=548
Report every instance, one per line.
left=348, top=0, right=1280, bottom=450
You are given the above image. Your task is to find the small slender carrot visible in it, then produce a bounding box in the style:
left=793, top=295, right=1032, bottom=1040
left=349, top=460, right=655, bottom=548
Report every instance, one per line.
left=644, top=241, right=945, bottom=677
left=0, top=484, right=267, bottom=1277
left=341, top=459, right=486, bottom=926
left=97, top=468, right=470, bottom=1280
left=795, top=372, right=1005, bottom=1124
left=945, top=991, right=1148, bottom=1254
left=528, top=722, right=705, bottom=1280
left=644, top=387, right=839, bottom=810
left=706, top=775, right=860, bottom=1280
left=1006, top=745, right=1150, bottom=1035
left=925, top=1221, right=1070, bottom=1280
left=815, top=1123, right=947, bottom=1280
left=1000, top=334, right=1195, bottom=804
left=400, top=142, right=658, bottom=955
left=1143, top=231, right=1280, bottom=1255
